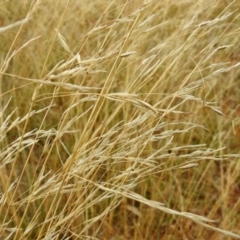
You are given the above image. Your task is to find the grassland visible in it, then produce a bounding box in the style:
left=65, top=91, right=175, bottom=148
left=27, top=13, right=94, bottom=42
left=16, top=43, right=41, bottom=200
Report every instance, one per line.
left=0, top=0, right=240, bottom=239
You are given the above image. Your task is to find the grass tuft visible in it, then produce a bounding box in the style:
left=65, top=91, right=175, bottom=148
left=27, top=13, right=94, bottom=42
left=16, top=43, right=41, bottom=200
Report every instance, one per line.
left=0, top=0, right=240, bottom=239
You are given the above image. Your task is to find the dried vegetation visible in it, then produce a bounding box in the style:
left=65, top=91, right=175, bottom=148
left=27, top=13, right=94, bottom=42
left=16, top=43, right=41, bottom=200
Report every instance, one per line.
left=0, top=0, right=240, bottom=239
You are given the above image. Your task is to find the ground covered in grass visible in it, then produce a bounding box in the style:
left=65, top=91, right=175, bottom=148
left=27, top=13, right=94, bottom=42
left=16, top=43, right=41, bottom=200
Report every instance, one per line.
left=0, top=0, right=240, bottom=239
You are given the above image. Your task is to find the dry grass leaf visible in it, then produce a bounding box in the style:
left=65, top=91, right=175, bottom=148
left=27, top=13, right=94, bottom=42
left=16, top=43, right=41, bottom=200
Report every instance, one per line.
left=0, top=18, right=29, bottom=33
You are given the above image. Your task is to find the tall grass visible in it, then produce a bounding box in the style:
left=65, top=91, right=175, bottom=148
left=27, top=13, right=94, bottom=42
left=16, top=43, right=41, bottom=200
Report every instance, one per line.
left=0, top=0, right=240, bottom=239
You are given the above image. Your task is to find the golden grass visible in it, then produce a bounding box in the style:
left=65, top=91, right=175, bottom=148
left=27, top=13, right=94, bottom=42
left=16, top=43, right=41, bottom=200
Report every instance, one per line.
left=0, top=0, right=240, bottom=239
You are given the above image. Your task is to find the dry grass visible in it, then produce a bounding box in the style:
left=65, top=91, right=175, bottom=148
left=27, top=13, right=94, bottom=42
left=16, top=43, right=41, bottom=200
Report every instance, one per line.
left=0, top=0, right=240, bottom=239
